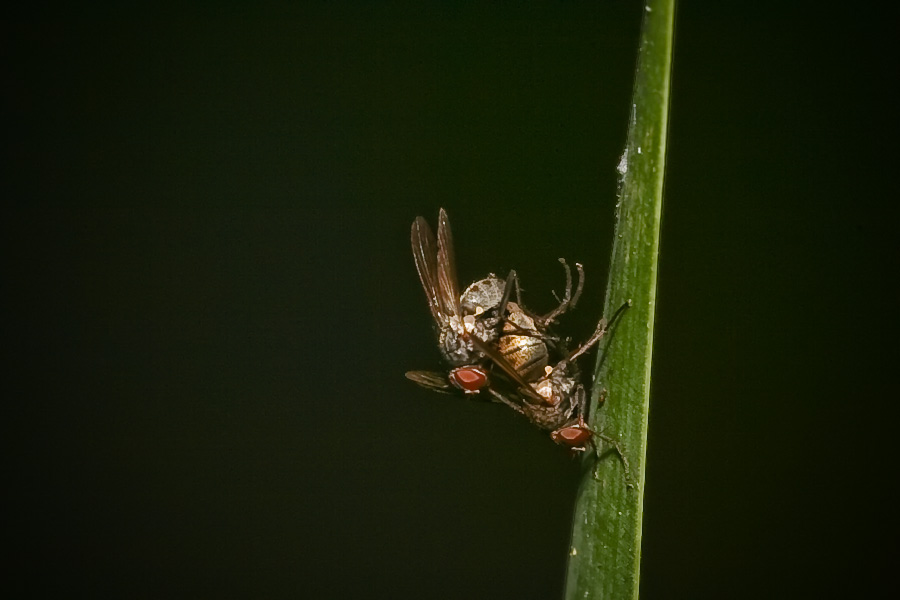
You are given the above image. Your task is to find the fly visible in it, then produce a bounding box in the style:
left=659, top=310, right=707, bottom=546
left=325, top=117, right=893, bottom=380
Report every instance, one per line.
left=410, top=208, right=509, bottom=369
left=409, top=208, right=584, bottom=397
left=482, top=301, right=632, bottom=464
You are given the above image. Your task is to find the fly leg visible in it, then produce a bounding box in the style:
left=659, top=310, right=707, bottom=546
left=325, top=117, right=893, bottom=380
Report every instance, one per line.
left=514, top=271, right=523, bottom=306
left=587, top=388, right=635, bottom=488
left=567, top=318, right=608, bottom=362
left=539, top=259, right=584, bottom=327
left=486, top=388, right=527, bottom=415
left=567, top=300, right=632, bottom=362
left=497, top=269, right=561, bottom=346
left=591, top=431, right=635, bottom=489
left=497, top=269, right=531, bottom=321
left=497, top=270, right=517, bottom=320
left=501, top=320, right=561, bottom=344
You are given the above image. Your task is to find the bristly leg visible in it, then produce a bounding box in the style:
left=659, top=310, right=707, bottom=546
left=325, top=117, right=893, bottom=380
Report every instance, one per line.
left=590, top=430, right=634, bottom=489
left=567, top=318, right=608, bottom=362
left=540, top=259, right=583, bottom=327
left=496, top=270, right=517, bottom=321
left=586, top=388, right=635, bottom=488
left=487, top=388, right=528, bottom=414
left=567, top=300, right=632, bottom=362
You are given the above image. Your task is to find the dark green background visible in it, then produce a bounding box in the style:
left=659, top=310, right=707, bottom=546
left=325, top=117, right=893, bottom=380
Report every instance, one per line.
left=4, top=4, right=894, bottom=598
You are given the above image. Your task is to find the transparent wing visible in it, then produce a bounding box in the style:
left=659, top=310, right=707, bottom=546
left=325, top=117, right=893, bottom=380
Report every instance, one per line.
left=405, top=370, right=453, bottom=394
left=470, top=337, right=544, bottom=404
left=436, top=208, right=461, bottom=319
left=411, top=216, right=444, bottom=324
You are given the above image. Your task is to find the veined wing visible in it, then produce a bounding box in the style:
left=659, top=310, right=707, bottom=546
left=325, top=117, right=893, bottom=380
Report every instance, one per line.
left=436, top=208, right=462, bottom=319
left=411, top=216, right=445, bottom=324
left=471, top=337, right=544, bottom=404
left=405, top=370, right=453, bottom=394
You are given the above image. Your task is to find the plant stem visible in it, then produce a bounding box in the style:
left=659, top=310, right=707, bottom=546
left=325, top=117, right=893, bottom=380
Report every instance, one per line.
left=563, top=1, right=674, bottom=598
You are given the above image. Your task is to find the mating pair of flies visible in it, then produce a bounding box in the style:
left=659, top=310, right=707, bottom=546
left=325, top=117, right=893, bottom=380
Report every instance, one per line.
left=405, top=209, right=630, bottom=462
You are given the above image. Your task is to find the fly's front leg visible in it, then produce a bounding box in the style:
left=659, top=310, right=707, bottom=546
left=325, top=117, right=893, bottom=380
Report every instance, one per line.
left=588, top=387, right=635, bottom=488
left=591, top=430, right=635, bottom=489
left=567, top=318, right=608, bottom=362
left=566, top=300, right=633, bottom=362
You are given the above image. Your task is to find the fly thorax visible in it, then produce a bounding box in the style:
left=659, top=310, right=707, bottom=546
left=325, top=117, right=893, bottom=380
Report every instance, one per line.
left=460, top=276, right=505, bottom=314
left=471, top=317, right=500, bottom=344
left=536, top=365, right=576, bottom=406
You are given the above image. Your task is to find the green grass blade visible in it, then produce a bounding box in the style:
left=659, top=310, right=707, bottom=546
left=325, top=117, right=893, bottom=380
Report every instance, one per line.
left=563, top=1, right=674, bottom=598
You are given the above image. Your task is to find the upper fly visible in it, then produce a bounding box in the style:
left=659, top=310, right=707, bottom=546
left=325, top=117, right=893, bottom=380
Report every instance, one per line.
left=411, top=208, right=507, bottom=366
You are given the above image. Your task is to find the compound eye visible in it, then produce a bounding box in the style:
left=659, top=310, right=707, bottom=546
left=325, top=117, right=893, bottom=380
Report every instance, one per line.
left=449, top=366, right=489, bottom=393
left=551, top=425, right=592, bottom=448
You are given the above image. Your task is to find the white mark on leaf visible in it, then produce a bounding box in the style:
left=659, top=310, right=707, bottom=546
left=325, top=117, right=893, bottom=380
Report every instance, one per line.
left=617, top=149, right=628, bottom=176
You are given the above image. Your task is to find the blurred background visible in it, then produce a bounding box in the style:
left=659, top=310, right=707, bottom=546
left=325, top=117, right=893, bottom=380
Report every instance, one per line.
left=4, top=3, right=895, bottom=598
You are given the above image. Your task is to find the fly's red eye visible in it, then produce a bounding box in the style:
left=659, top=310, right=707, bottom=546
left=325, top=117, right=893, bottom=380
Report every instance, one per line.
left=552, top=425, right=592, bottom=448
left=449, top=366, right=488, bottom=393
